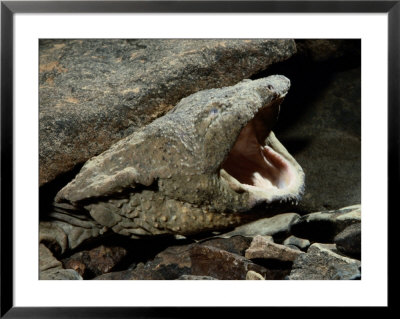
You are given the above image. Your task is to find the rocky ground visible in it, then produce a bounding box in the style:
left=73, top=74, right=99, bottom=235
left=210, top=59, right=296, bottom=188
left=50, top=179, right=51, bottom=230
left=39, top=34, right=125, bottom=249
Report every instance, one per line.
left=40, top=204, right=361, bottom=280
left=39, top=39, right=361, bottom=280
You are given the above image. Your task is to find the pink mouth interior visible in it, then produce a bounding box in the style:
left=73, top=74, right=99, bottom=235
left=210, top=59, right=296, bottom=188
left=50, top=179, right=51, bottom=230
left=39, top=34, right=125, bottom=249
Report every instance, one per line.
left=221, top=113, right=294, bottom=191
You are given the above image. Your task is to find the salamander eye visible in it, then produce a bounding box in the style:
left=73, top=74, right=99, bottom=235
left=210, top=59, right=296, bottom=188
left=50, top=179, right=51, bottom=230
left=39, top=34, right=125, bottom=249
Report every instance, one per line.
left=210, top=108, right=218, bottom=115
left=208, top=108, right=219, bottom=119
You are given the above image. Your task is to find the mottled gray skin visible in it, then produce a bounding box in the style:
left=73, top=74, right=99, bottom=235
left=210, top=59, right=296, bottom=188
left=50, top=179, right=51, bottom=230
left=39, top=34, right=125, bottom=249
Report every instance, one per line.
left=51, top=76, right=304, bottom=250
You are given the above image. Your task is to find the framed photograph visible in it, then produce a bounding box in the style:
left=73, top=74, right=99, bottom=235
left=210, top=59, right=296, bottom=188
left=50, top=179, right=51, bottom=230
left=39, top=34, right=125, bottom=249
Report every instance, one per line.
left=1, top=0, right=395, bottom=316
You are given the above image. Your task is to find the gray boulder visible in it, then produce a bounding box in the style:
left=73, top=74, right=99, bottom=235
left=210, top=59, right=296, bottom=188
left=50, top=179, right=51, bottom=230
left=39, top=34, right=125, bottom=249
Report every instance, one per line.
left=288, top=243, right=360, bottom=280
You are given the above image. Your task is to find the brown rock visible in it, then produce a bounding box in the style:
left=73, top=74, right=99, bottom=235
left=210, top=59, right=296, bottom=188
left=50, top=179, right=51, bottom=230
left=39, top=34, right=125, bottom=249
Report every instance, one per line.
left=190, top=244, right=268, bottom=280
left=199, top=235, right=253, bottom=256
left=62, top=245, right=127, bottom=278
left=94, top=244, right=194, bottom=280
left=245, top=235, right=303, bottom=261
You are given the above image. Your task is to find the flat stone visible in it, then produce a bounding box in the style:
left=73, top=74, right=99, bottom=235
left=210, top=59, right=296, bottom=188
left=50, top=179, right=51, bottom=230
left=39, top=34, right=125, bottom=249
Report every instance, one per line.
left=220, top=213, right=300, bottom=239
left=288, top=243, right=361, bottom=280
left=190, top=244, right=268, bottom=280
left=283, top=235, right=310, bottom=251
left=245, top=235, right=303, bottom=261
left=291, top=204, right=361, bottom=242
left=40, top=268, right=83, bottom=280
left=334, top=223, right=361, bottom=259
left=39, top=39, right=296, bottom=186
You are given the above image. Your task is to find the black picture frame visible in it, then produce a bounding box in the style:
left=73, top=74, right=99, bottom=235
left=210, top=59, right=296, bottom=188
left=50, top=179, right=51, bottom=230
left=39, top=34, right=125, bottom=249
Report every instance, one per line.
left=1, top=1, right=395, bottom=317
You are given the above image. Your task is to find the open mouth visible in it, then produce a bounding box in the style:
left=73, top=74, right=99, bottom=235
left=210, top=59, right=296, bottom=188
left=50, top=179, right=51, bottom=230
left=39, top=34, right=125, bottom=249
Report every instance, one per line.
left=220, top=99, right=304, bottom=204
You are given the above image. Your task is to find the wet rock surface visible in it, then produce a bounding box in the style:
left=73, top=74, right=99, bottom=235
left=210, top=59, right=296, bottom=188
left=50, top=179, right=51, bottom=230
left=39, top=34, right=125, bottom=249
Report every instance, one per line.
left=39, top=39, right=361, bottom=280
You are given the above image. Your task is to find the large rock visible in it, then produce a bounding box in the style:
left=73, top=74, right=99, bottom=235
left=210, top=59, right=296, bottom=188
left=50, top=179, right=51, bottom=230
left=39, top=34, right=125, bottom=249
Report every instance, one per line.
left=220, top=213, right=300, bottom=239
left=39, top=39, right=296, bottom=186
left=95, top=243, right=194, bottom=280
left=198, top=236, right=253, bottom=256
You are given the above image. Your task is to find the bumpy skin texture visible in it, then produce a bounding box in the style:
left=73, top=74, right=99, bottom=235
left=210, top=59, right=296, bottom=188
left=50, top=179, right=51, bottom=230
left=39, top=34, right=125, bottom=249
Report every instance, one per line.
left=53, top=76, right=303, bottom=247
left=39, top=39, right=296, bottom=185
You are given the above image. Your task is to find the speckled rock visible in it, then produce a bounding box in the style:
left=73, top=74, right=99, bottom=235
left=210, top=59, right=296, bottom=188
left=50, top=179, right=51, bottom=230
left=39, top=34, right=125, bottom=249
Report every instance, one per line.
left=288, top=243, right=361, bottom=280
left=40, top=268, right=83, bottom=280
left=334, top=223, right=361, bottom=259
left=190, top=244, right=268, bottom=280
left=62, top=245, right=127, bottom=278
left=331, top=263, right=361, bottom=280
left=291, top=204, right=361, bottom=242
left=283, top=235, right=310, bottom=251
left=220, top=213, right=300, bottom=239
left=39, top=39, right=296, bottom=186
left=245, top=235, right=303, bottom=261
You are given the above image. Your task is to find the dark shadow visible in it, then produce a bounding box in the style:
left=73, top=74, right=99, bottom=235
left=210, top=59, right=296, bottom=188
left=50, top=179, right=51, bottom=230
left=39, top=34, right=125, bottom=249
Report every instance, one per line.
left=251, top=40, right=361, bottom=135
left=39, top=163, right=84, bottom=220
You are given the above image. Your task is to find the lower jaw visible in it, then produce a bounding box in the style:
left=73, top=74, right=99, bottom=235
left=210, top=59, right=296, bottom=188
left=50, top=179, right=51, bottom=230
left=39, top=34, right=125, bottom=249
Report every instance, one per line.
left=220, top=132, right=304, bottom=206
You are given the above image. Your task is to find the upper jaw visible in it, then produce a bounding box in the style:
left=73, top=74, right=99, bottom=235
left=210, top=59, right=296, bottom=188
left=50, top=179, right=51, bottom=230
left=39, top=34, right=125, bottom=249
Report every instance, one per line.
left=219, top=98, right=305, bottom=206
